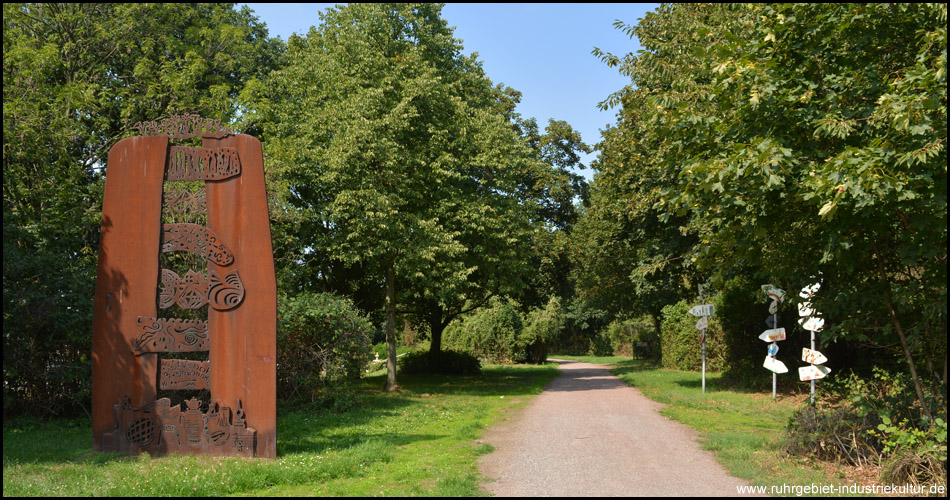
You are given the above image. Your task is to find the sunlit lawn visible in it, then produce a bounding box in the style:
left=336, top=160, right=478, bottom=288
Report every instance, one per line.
left=2, top=364, right=559, bottom=497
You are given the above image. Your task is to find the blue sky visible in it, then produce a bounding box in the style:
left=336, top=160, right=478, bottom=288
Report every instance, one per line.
left=240, top=3, right=658, bottom=179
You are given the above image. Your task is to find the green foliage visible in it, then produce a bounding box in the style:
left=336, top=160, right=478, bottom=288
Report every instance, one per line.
left=716, top=275, right=771, bottom=387
left=243, top=4, right=554, bottom=387
left=277, top=292, right=373, bottom=405
left=547, top=297, right=609, bottom=356
left=601, top=316, right=658, bottom=358
left=850, top=367, right=948, bottom=464
left=444, top=298, right=526, bottom=364
left=2, top=2, right=281, bottom=418
left=783, top=404, right=880, bottom=467
left=659, top=299, right=727, bottom=372
left=593, top=1, right=946, bottom=423
left=398, top=349, right=481, bottom=376
left=3, top=365, right=560, bottom=497
left=520, top=296, right=565, bottom=363
left=785, top=367, right=947, bottom=486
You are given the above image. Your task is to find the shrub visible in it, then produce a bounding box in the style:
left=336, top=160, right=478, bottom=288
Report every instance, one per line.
left=602, top=316, right=658, bottom=358
left=397, top=349, right=481, bottom=375
left=277, top=292, right=373, bottom=404
left=548, top=299, right=609, bottom=356
left=521, top=297, right=565, bottom=364
left=784, top=367, right=947, bottom=488
left=659, top=298, right=727, bottom=371
left=586, top=330, right=614, bottom=357
left=784, top=404, right=881, bottom=467
left=716, top=275, right=764, bottom=385
left=444, top=298, right=525, bottom=364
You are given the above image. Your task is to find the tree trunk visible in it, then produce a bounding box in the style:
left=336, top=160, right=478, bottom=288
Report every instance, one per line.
left=885, top=299, right=933, bottom=421
left=428, top=318, right=444, bottom=367
left=383, top=264, right=398, bottom=392
left=874, top=242, right=932, bottom=422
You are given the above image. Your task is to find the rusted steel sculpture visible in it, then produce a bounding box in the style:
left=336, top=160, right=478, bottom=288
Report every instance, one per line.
left=92, top=114, right=276, bottom=458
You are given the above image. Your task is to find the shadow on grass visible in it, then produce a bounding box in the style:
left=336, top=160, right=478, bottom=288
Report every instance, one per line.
left=3, top=364, right=559, bottom=466
left=278, top=365, right=558, bottom=456
left=3, top=418, right=134, bottom=467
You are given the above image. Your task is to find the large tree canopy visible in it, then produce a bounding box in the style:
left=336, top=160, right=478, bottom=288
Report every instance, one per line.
left=585, top=3, right=946, bottom=417
left=3, top=2, right=281, bottom=417
left=243, top=3, right=555, bottom=388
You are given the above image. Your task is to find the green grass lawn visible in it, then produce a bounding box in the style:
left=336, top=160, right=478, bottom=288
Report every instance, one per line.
left=550, top=355, right=864, bottom=496
left=2, top=363, right=559, bottom=497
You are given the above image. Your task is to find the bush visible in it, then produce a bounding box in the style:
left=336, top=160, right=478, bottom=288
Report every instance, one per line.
left=784, top=367, right=947, bottom=488
left=548, top=299, right=609, bottom=356
left=784, top=404, right=881, bottom=467
left=659, top=298, right=727, bottom=371
left=521, top=297, right=565, bottom=364
left=444, top=298, right=525, bottom=364
left=586, top=330, right=614, bottom=357
left=716, top=275, right=764, bottom=385
left=3, top=241, right=95, bottom=419
left=397, top=349, right=481, bottom=375
left=602, top=316, right=658, bottom=358
left=277, top=292, right=373, bottom=404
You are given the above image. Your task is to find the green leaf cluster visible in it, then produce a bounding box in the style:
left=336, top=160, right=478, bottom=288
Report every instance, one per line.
left=277, top=292, right=374, bottom=403
left=244, top=4, right=582, bottom=384
left=3, top=3, right=281, bottom=417
left=582, top=3, right=946, bottom=416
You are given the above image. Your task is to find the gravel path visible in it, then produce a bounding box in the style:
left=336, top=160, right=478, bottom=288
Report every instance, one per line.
left=477, top=359, right=754, bottom=497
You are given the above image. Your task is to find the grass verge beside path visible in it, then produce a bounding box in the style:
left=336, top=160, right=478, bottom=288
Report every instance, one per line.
left=2, top=363, right=559, bottom=497
left=550, top=355, right=861, bottom=497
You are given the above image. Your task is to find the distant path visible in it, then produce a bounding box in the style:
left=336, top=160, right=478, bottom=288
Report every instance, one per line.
left=477, top=359, right=753, bottom=497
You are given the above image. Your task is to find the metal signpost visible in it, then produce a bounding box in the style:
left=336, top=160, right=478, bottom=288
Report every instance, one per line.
left=761, top=284, right=787, bottom=400
left=689, top=285, right=713, bottom=394
left=797, top=284, right=830, bottom=405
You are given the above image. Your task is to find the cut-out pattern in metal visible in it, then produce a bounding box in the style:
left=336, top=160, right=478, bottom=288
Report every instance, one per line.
left=166, top=146, right=241, bottom=181
left=163, top=187, right=206, bottom=218
left=159, top=359, right=211, bottom=390
left=133, top=114, right=233, bottom=139
left=94, top=125, right=276, bottom=459
left=158, top=269, right=245, bottom=310
left=102, top=396, right=256, bottom=457
left=209, top=270, right=246, bottom=310
left=132, top=317, right=209, bottom=354
left=162, top=223, right=233, bottom=265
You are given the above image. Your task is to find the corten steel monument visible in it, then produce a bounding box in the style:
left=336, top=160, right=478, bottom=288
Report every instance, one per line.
left=91, top=115, right=277, bottom=458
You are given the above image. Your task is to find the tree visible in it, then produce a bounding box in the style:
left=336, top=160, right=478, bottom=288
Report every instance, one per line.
left=245, top=3, right=545, bottom=388
left=593, top=3, right=946, bottom=418
left=573, top=4, right=727, bottom=330
left=3, top=2, right=281, bottom=417
left=515, top=118, right=592, bottom=308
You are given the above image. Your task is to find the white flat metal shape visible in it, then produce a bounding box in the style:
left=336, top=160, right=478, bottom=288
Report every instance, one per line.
left=689, top=304, right=715, bottom=317
left=761, top=284, right=786, bottom=302
left=797, top=302, right=815, bottom=317
left=763, top=355, right=788, bottom=374
left=799, top=283, right=820, bottom=299
left=802, top=347, right=828, bottom=365
left=759, top=328, right=786, bottom=342
left=695, top=316, right=708, bottom=330
left=799, top=365, right=831, bottom=381
left=799, top=316, right=825, bottom=332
